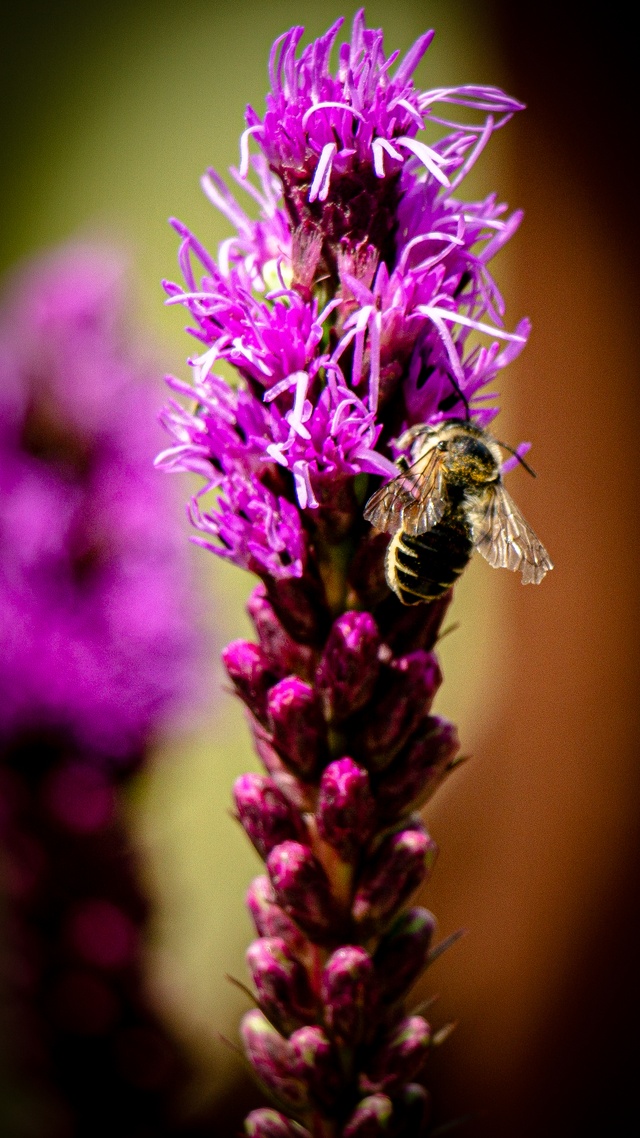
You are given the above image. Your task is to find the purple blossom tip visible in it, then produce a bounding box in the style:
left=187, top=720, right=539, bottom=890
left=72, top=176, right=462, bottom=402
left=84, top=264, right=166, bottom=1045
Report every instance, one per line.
left=246, top=936, right=315, bottom=1035
left=316, top=612, right=381, bottom=722
left=222, top=640, right=277, bottom=722
left=240, top=1009, right=308, bottom=1111
left=352, top=822, right=438, bottom=935
left=321, top=945, right=374, bottom=1046
left=289, top=1025, right=343, bottom=1110
left=343, top=1093, right=394, bottom=1137
left=246, top=876, right=309, bottom=958
left=316, top=758, right=376, bottom=861
left=234, top=774, right=305, bottom=860
left=374, top=907, right=437, bottom=1005
left=266, top=677, right=327, bottom=778
left=361, top=1014, right=432, bottom=1095
left=266, top=841, right=339, bottom=944
left=245, top=1109, right=310, bottom=1138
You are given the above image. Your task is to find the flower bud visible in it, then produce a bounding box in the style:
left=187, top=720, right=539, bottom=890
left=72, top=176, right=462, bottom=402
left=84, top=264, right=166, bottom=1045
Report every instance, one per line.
left=343, top=1094, right=394, bottom=1137
left=246, top=937, right=315, bottom=1035
left=222, top=640, right=276, bottom=721
left=352, top=822, right=438, bottom=936
left=247, top=584, right=315, bottom=679
left=246, top=876, right=308, bottom=957
left=245, top=1109, right=310, bottom=1138
left=360, top=652, right=441, bottom=770
left=373, top=908, right=436, bottom=1005
left=393, top=1084, right=431, bottom=1137
left=376, top=717, right=460, bottom=819
left=267, top=677, right=326, bottom=778
left=316, top=758, right=376, bottom=862
left=267, top=841, right=339, bottom=944
left=321, top=945, right=374, bottom=1046
left=241, top=1009, right=308, bottom=1111
left=316, top=612, right=380, bottom=722
left=234, top=774, right=304, bottom=860
left=290, top=1025, right=343, bottom=1110
left=265, top=576, right=330, bottom=647
left=361, top=1015, right=431, bottom=1094
left=378, top=591, right=452, bottom=656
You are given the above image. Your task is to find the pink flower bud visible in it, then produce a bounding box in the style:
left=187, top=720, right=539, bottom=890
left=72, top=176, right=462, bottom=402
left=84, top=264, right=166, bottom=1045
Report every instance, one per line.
left=359, top=651, right=441, bottom=770
left=222, top=640, right=276, bottom=721
left=321, top=945, right=374, bottom=1046
left=265, top=576, right=330, bottom=647
left=343, top=1093, right=393, bottom=1137
left=378, top=592, right=452, bottom=656
left=393, top=1083, right=431, bottom=1136
left=245, top=1109, right=310, bottom=1138
left=316, top=612, right=380, bottom=722
left=246, top=937, right=315, bottom=1035
left=240, top=1009, right=308, bottom=1112
left=316, top=758, right=376, bottom=862
left=247, top=584, right=315, bottom=679
left=267, top=678, right=327, bottom=778
left=352, top=823, right=438, bottom=936
left=376, top=717, right=460, bottom=820
left=267, top=841, right=339, bottom=944
left=234, top=774, right=305, bottom=860
left=245, top=876, right=308, bottom=958
left=361, top=1015, right=431, bottom=1094
left=373, top=908, right=436, bottom=1005
left=290, top=1024, right=343, bottom=1110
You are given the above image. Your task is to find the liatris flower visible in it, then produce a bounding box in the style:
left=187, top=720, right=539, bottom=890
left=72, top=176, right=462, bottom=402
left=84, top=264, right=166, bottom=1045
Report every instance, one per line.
left=0, top=244, right=203, bottom=1137
left=158, top=11, right=531, bottom=1135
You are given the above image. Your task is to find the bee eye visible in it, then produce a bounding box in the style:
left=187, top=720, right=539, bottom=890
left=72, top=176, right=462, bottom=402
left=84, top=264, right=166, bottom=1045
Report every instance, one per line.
left=437, top=441, right=448, bottom=452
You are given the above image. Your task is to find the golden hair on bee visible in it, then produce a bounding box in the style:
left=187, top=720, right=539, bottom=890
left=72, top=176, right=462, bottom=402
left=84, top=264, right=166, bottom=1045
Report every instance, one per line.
left=363, top=419, right=553, bottom=605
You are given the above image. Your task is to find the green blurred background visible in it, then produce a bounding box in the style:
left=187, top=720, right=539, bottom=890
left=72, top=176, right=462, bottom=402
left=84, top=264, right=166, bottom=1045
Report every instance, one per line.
left=2, top=1, right=639, bottom=1135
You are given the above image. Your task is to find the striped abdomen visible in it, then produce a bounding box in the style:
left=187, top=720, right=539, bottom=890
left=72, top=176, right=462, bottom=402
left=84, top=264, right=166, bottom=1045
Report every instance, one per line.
left=386, top=512, right=474, bottom=605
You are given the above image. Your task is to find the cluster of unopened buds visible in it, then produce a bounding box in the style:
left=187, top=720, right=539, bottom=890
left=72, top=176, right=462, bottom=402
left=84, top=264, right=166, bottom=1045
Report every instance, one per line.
left=158, top=10, right=535, bottom=1135
left=229, top=586, right=461, bottom=1137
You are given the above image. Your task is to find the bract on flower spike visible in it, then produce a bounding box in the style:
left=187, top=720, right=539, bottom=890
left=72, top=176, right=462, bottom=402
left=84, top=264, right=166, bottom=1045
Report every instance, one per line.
left=158, top=9, right=549, bottom=1134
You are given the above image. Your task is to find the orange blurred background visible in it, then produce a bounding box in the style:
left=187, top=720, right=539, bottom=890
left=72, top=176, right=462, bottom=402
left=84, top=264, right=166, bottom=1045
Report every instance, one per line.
left=1, top=2, right=638, bottom=1135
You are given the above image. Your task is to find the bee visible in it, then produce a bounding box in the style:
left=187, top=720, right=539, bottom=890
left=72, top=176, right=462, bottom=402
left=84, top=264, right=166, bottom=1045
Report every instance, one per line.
left=363, top=418, right=553, bottom=605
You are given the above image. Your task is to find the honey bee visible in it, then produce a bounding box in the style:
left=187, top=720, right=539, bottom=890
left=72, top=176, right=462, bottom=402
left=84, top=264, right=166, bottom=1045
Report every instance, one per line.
left=363, top=419, right=553, bottom=605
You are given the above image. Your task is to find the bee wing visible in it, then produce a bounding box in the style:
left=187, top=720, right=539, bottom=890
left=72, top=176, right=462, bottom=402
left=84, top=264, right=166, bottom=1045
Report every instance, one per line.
left=363, top=447, right=447, bottom=536
left=474, top=482, right=553, bottom=584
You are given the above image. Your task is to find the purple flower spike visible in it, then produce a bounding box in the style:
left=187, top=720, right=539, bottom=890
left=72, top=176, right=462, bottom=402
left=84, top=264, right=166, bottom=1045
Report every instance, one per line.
left=374, top=908, right=437, bottom=1005
left=267, top=677, right=327, bottom=778
left=290, top=1025, right=343, bottom=1110
left=240, top=1009, right=308, bottom=1112
left=362, top=1015, right=432, bottom=1095
left=316, top=612, right=381, bottom=722
left=222, top=640, right=276, bottom=722
left=161, top=8, right=538, bottom=1131
left=245, top=1109, right=310, bottom=1138
left=352, top=822, right=438, bottom=936
left=343, top=1093, right=394, bottom=1138
left=246, top=876, right=309, bottom=959
left=321, top=945, right=374, bottom=1047
left=267, top=841, right=339, bottom=943
left=316, top=758, right=376, bottom=862
left=246, top=937, right=315, bottom=1035
left=234, top=774, right=305, bottom=859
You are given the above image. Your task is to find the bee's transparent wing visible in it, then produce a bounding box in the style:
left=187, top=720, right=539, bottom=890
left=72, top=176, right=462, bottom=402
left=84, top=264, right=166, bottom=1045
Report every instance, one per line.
left=364, top=448, right=447, bottom=536
left=474, top=482, right=553, bottom=584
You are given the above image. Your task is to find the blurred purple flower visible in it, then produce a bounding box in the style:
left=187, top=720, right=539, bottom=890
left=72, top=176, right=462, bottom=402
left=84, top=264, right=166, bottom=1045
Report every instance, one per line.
left=0, top=243, right=202, bottom=761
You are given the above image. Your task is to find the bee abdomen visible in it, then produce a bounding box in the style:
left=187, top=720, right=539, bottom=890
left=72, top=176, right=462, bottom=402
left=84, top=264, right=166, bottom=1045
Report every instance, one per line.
left=387, top=519, right=473, bottom=605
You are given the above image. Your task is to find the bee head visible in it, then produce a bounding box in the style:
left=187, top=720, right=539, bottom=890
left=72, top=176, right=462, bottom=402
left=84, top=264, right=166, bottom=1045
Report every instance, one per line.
left=442, top=431, right=499, bottom=485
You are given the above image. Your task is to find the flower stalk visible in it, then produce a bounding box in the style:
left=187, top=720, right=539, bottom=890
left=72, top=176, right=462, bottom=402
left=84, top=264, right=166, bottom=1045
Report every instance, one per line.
left=159, top=11, right=533, bottom=1135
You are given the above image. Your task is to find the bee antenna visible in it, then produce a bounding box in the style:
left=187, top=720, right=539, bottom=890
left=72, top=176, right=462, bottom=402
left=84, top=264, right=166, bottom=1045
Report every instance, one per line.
left=442, top=372, right=471, bottom=420
left=495, top=439, right=537, bottom=478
